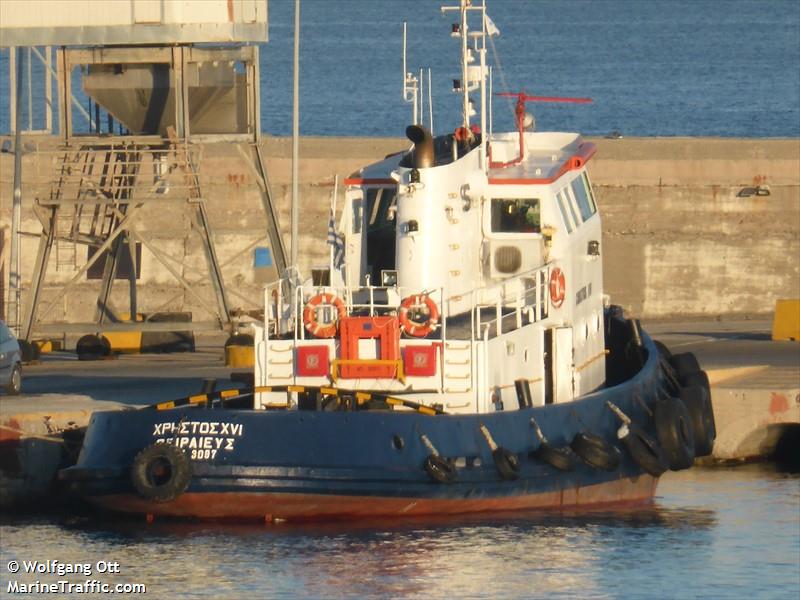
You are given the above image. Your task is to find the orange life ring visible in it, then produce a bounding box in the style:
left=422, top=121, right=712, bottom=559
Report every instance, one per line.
left=303, top=293, right=347, bottom=338
left=398, top=294, right=440, bottom=337
left=549, top=268, right=566, bottom=308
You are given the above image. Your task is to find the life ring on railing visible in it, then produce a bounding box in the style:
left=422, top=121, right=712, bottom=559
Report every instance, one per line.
left=398, top=294, right=440, bottom=337
left=303, top=293, right=347, bottom=338
left=549, top=268, right=566, bottom=308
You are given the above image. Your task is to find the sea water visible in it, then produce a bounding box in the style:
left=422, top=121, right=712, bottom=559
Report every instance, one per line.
left=0, top=0, right=798, bottom=138
left=1, top=466, right=798, bottom=599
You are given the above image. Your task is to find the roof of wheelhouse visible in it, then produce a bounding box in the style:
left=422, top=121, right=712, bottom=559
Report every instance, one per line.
left=344, top=130, right=596, bottom=187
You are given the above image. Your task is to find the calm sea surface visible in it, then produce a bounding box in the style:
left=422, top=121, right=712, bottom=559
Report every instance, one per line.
left=1, top=465, right=798, bottom=599
left=0, top=0, right=798, bottom=137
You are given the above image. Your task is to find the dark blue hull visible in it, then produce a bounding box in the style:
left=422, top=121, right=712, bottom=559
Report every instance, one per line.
left=62, top=331, right=674, bottom=521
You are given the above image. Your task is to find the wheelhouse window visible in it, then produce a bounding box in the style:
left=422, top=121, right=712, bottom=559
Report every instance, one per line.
left=366, top=188, right=397, bottom=232
left=490, top=198, right=541, bottom=233
left=555, top=191, right=575, bottom=233
left=571, top=173, right=597, bottom=222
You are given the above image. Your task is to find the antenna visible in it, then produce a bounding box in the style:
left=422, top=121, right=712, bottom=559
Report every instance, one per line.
left=419, top=67, right=424, bottom=127
left=402, top=21, right=419, bottom=124
left=427, top=68, right=434, bottom=134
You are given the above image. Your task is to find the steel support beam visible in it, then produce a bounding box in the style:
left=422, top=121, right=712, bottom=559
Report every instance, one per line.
left=21, top=208, right=55, bottom=341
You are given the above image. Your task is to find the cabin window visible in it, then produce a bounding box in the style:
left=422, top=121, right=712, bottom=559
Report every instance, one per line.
left=555, top=191, right=574, bottom=233
left=583, top=172, right=598, bottom=212
left=571, top=174, right=597, bottom=221
left=490, top=198, right=540, bottom=233
left=564, top=187, right=581, bottom=227
left=366, top=188, right=397, bottom=231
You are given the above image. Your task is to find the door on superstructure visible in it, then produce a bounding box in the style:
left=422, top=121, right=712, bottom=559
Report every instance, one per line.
left=365, top=188, right=397, bottom=285
left=548, top=326, right=574, bottom=403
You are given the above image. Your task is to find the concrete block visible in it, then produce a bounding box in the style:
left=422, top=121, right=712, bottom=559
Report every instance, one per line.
left=103, top=331, right=143, bottom=353
left=772, top=299, right=800, bottom=341
left=710, top=367, right=800, bottom=460
left=33, top=339, right=64, bottom=353
left=0, top=396, right=127, bottom=508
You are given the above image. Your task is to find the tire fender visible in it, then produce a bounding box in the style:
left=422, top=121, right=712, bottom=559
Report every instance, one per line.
left=530, top=442, right=576, bottom=471
left=680, top=385, right=716, bottom=457
left=570, top=432, right=621, bottom=471
left=131, top=443, right=192, bottom=503
left=424, top=455, right=457, bottom=484
left=654, top=396, right=696, bottom=470
left=619, top=424, right=669, bottom=477
left=492, top=447, right=521, bottom=480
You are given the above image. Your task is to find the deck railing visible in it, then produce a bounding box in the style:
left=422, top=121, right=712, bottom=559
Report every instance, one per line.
left=262, top=261, right=555, bottom=343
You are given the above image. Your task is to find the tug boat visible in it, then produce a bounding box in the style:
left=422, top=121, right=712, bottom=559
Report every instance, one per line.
left=60, top=0, right=715, bottom=521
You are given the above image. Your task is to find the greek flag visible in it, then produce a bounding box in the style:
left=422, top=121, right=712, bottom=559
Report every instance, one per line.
left=327, top=208, right=345, bottom=270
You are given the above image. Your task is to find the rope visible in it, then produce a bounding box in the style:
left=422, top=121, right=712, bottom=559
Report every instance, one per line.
left=487, top=29, right=516, bottom=121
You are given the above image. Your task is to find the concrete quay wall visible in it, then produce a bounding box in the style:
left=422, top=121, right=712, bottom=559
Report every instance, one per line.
left=1, top=136, right=798, bottom=328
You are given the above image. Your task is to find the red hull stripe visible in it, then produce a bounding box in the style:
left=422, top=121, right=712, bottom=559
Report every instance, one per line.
left=489, top=142, right=597, bottom=186
left=90, top=474, right=658, bottom=522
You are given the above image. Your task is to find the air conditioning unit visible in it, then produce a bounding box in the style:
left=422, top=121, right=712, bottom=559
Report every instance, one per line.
left=486, top=240, right=543, bottom=279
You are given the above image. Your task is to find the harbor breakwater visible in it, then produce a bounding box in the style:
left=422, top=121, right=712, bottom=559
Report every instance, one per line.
left=1, top=136, right=798, bottom=331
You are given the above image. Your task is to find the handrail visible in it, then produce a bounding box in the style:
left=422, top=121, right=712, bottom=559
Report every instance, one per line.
left=262, top=261, right=554, bottom=343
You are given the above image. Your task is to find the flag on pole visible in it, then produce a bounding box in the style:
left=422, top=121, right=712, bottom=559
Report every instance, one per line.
left=484, top=13, right=500, bottom=37
left=327, top=207, right=345, bottom=270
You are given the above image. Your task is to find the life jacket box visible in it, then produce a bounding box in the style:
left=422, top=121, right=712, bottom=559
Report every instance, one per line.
left=338, top=316, right=401, bottom=379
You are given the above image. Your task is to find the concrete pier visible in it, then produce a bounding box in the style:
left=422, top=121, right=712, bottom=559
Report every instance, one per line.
left=646, top=320, right=800, bottom=463
left=709, top=367, right=799, bottom=461
left=0, top=395, right=125, bottom=507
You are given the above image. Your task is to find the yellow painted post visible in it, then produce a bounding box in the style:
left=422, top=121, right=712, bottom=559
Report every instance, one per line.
left=772, top=299, right=800, bottom=341
left=226, top=345, right=255, bottom=367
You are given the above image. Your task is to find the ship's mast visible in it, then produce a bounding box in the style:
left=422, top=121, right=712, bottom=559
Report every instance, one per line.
left=441, top=0, right=491, bottom=168
left=460, top=1, right=470, bottom=131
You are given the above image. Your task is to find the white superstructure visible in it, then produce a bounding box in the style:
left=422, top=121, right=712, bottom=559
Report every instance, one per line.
left=254, top=0, right=606, bottom=414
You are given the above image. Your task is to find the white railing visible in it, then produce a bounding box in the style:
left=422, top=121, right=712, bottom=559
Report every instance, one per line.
left=263, top=278, right=446, bottom=341
left=263, top=262, right=554, bottom=343
left=462, top=262, right=553, bottom=340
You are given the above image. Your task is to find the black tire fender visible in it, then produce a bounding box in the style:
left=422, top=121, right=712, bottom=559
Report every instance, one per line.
left=680, top=385, right=716, bottom=457
left=131, top=443, right=192, bottom=502
left=18, top=340, right=40, bottom=364
left=424, top=455, right=457, bottom=484
left=530, top=443, right=576, bottom=471
left=570, top=432, right=621, bottom=471
left=492, top=447, right=521, bottom=480
left=76, top=334, right=111, bottom=361
left=619, top=424, right=669, bottom=477
left=654, top=396, right=696, bottom=470
left=682, top=370, right=710, bottom=392
left=653, top=340, right=672, bottom=359
left=669, top=352, right=700, bottom=377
